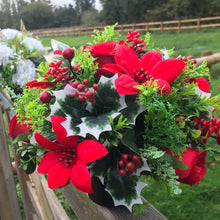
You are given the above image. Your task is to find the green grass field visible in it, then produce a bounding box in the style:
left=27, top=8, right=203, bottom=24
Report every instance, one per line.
left=39, top=29, right=220, bottom=220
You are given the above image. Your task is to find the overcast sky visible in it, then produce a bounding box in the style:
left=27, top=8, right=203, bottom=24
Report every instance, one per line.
left=40, top=0, right=102, bottom=10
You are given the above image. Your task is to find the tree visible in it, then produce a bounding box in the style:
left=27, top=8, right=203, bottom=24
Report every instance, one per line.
left=53, top=5, right=80, bottom=27
left=20, top=1, right=54, bottom=29
left=75, top=0, right=95, bottom=12
left=0, top=0, right=13, bottom=28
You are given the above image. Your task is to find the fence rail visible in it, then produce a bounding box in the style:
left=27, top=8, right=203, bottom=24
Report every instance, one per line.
left=31, top=16, right=220, bottom=37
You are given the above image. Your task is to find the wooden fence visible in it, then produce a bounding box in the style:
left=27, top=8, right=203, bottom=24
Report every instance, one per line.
left=31, top=16, right=220, bottom=37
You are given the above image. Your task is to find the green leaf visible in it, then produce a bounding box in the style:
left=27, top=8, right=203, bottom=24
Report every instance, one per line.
left=106, top=169, right=138, bottom=205
left=121, top=129, right=139, bottom=153
left=13, top=132, right=32, bottom=143
left=166, top=154, right=188, bottom=170
left=191, top=129, right=201, bottom=139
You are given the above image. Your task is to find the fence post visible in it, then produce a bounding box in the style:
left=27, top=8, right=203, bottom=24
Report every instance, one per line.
left=145, top=23, right=149, bottom=33
left=177, top=20, right=181, bottom=33
left=197, top=18, right=201, bottom=31
left=0, top=106, right=22, bottom=220
left=160, top=21, right=164, bottom=33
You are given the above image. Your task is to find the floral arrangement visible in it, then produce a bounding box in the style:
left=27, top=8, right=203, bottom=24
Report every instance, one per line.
left=0, top=27, right=46, bottom=92
left=9, top=25, right=220, bottom=212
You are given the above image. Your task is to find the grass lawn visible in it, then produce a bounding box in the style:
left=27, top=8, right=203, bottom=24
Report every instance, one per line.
left=38, top=29, right=220, bottom=219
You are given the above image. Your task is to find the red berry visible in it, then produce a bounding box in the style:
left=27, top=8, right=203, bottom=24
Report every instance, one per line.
left=64, top=75, right=70, bottom=81
left=217, top=137, right=220, bottom=145
left=121, top=154, right=129, bottom=162
left=85, top=91, right=94, bottom=100
left=77, top=84, right=85, bottom=92
left=135, top=160, right=142, bottom=167
left=74, top=64, right=80, bottom=72
left=128, top=168, right=135, bottom=174
left=70, top=81, right=80, bottom=88
left=118, top=160, right=124, bottom=167
left=72, top=91, right=78, bottom=97
left=40, top=91, right=51, bottom=103
left=79, top=94, right=85, bottom=101
left=119, top=168, right=126, bottom=177
left=216, top=120, right=220, bottom=126
left=63, top=47, right=75, bottom=60
left=209, top=127, right=215, bottom=133
left=132, top=154, right=141, bottom=163
left=126, top=162, right=135, bottom=171
left=93, top=84, right=98, bottom=90
left=187, top=55, right=193, bottom=60
left=83, top=79, right=89, bottom=85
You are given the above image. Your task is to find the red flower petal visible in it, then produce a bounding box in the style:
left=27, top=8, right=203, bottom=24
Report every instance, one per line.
left=53, top=50, right=62, bottom=55
left=50, top=115, right=78, bottom=147
left=196, top=78, right=210, bottom=93
left=114, top=45, right=139, bottom=77
left=101, top=64, right=130, bottom=75
left=8, top=115, right=30, bottom=137
left=149, top=79, right=171, bottom=96
left=151, top=59, right=185, bottom=83
left=47, top=160, right=72, bottom=189
left=25, top=80, right=54, bottom=89
left=37, top=151, right=61, bottom=174
left=71, top=159, right=93, bottom=193
left=89, top=41, right=117, bottom=56
left=175, top=149, right=207, bottom=180
left=77, top=140, right=108, bottom=164
left=140, top=50, right=162, bottom=74
left=115, top=75, right=140, bottom=95
left=34, top=132, right=69, bottom=151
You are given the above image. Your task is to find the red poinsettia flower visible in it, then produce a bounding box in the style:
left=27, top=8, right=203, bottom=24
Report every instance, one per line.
left=35, top=115, right=108, bottom=193
left=88, top=41, right=117, bottom=78
left=164, top=148, right=207, bottom=186
left=8, top=115, right=31, bottom=138
left=100, top=45, right=185, bottom=95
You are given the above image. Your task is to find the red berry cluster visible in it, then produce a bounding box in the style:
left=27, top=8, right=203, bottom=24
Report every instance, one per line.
left=178, top=55, right=197, bottom=71
left=126, top=30, right=145, bottom=53
left=118, top=153, right=142, bottom=177
left=47, top=60, right=69, bottom=86
left=69, top=79, right=98, bottom=102
left=192, top=116, right=220, bottom=145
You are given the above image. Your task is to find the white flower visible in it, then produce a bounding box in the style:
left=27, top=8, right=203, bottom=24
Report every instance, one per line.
left=1, top=28, right=22, bottom=40
left=12, top=59, right=36, bottom=86
left=21, top=37, right=44, bottom=52
left=0, top=44, right=14, bottom=65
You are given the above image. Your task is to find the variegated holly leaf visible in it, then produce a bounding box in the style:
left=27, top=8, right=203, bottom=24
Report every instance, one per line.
left=51, top=75, right=127, bottom=139
left=120, top=95, right=146, bottom=125
left=51, top=39, right=69, bottom=51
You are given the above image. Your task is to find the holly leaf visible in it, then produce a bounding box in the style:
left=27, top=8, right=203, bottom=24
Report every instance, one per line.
left=121, top=129, right=139, bottom=153
left=106, top=168, right=138, bottom=204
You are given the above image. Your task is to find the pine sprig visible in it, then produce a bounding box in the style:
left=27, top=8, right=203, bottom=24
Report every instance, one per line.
left=74, top=48, right=98, bottom=85
left=91, top=23, right=121, bottom=43
left=140, top=146, right=182, bottom=195
left=15, top=87, right=50, bottom=131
